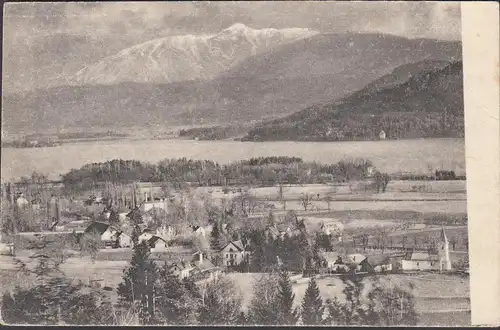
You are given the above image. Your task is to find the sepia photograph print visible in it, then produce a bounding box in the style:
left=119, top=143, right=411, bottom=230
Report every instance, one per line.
left=1, top=1, right=496, bottom=326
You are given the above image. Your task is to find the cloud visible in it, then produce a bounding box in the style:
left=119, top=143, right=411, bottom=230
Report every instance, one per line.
left=3, top=1, right=462, bottom=41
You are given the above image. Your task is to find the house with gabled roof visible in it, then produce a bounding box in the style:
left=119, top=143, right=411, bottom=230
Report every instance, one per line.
left=401, top=251, right=439, bottom=271
left=84, top=221, right=119, bottom=248
left=148, top=235, right=168, bottom=252
left=190, top=225, right=206, bottom=238
left=220, top=240, right=250, bottom=267
left=138, top=228, right=154, bottom=244
left=168, top=260, right=195, bottom=279
left=359, top=254, right=393, bottom=273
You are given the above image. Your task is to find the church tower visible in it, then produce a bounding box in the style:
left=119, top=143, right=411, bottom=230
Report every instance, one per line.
left=438, top=227, right=452, bottom=271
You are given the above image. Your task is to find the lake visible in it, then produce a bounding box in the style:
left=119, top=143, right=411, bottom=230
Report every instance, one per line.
left=0, top=138, right=465, bottom=182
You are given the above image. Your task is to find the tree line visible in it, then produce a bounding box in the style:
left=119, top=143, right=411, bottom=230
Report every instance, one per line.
left=1, top=232, right=418, bottom=326
left=60, top=157, right=374, bottom=192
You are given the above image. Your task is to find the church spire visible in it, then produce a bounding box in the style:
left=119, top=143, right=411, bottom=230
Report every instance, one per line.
left=440, top=226, right=448, bottom=243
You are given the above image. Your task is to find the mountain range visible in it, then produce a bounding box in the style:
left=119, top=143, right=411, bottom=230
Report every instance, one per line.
left=2, top=24, right=462, bottom=137
left=71, top=23, right=318, bottom=85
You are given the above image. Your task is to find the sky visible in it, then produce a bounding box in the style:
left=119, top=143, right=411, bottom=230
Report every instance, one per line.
left=3, top=1, right=462, bottom=92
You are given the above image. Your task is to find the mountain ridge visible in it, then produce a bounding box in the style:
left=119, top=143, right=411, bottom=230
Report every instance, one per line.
left=242, top=60, right=464, bottom=141
left=71, top=23, right=318, bottom=85
left=2, top=32, right=462, bottom=133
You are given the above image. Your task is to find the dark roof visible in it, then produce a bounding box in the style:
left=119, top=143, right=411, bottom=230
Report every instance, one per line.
left=195, top=258, right=215, bottom=271
left=148, top=235, right=167, bottom=247
left=84, top=222, right=110, bottom=235
left=404, top=252, right=439, bottom=261
left=222, top=240, right=245, bottom=252
left=362, top=255, right=391, bottom=267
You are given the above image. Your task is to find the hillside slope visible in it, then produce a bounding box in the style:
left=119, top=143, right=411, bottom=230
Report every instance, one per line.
left=2, top=33, right=461, bottom=132
left=242, top=60, right=464, bottom=141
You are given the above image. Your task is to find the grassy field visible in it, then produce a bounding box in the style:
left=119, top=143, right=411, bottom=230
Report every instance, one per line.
left=199, top=181, right=466, bottom=201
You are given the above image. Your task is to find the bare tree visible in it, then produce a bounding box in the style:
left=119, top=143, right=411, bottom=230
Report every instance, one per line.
left=324, top=195, right=333, bottom=211
left=300, top=193, right=312, bottom=211
left=80, top=229, right=103, bottom=263
left=401, top=235, right=408, bottom=250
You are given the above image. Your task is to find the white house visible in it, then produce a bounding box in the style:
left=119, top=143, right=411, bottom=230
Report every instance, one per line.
left=149, top=235, right=168, bottom=252
left=169, top=261, right=195, bottom=279
left=84, top=222, right=119, bottom=248
left=191, top=225, right=206, bottom=238
left=15, top=194, right=30, bottom=208
left=220, top=240, right=249, bottom=267
left=401, top=228, right=451, bottom=271
left=379, top=130, right=387, bottom=140
left=138, top=230, right=154, bottom=244
left=401, top=252, right=438, bottom=271
left=113, top=232, right=132, bottom=248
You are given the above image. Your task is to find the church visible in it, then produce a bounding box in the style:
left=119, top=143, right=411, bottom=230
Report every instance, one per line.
left=400, top=227, right=452, bottom=272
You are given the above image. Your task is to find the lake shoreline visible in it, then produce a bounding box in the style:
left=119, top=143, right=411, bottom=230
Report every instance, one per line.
left=1, top=138, right=466, bottom=182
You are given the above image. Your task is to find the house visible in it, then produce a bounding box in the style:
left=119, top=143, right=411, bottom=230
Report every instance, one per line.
left=321, top=253, right=351, bottom=273
left=138, top=229, right=155, bottom=244
left=148, top=235, right=168, bottom=252
left=358, top=255, right=393, bottom=273
left=118, top=212, right=129, bottom=223
left=345, top=253, right=366, bottom=265
left=379, top=130, right=387, bottom=140
left=192, top=251, right=217, bottom=273
left=401, top=228, right=451, bottom=271
left=15, top=193, right=30, bottom=208
left=112, top=231, right=132, bottom=248
left=321, top=251, right=340, bottom=268
left=409, top=224, right=427, bottom=230
left=191, top=225, right=206, bottom=238
left=401, top=252, right=439, bottom=271
left=84, top=222, right=119, bottom=248
left=168, top=260, right=195, bottom=279
left=220, top=240, right=250, bottom=267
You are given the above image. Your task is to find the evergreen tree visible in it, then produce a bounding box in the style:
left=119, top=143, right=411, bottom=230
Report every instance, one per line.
left=301, top=277, right=324, bottom=325
left=276, top=268, right=298, bottom=325
left=116, top=240, right=159, bottom=324
left=155, top=268, right=200, bottom=325
left=209, top=223, right=226, bottom=251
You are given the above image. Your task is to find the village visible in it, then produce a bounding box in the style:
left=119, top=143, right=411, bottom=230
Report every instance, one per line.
left=0, top=176, right=468, bottom=282
left=0, top=157, right=470, bottom=326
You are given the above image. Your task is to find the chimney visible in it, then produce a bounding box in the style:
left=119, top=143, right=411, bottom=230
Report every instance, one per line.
left=199, top=252, right=203, bottom=264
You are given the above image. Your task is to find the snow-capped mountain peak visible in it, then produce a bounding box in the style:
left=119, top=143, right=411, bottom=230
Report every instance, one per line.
left=72, top=24, right=319, bottom=85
